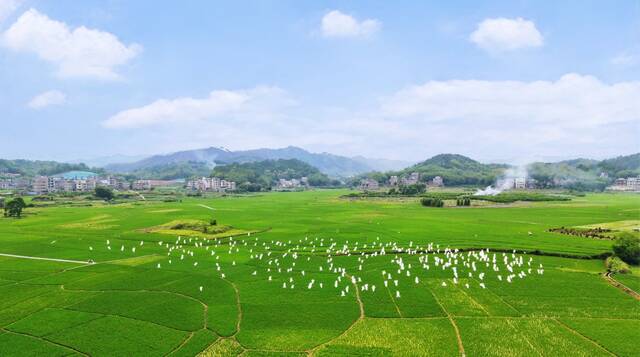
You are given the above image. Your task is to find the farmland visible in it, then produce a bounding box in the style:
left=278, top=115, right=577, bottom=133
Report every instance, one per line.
left=0, top=190, right=638, bottom=356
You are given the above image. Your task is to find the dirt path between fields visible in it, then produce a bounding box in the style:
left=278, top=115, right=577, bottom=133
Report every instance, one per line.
left=602, top=272, right=640, bottom=301
left=429, top=290, right=466, bottom=357
left=198, top=204, right=215, bottom=210
left=0, top=253, right=92, bottom=264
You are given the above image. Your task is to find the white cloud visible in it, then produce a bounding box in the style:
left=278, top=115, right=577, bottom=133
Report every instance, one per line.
left=2, top=8, right=141, bottom=80
left=321, top=10, right=380, bottom=38
left=0, top=0, right=21, bottom=23
left=470, top=17, right=543, bottom=52
left=28, top=90, right=66, bottom=109
left=103, top=76, right=639, bottom=164
left=103, top=86, right=293, bottom=129
left=610, top=52, right=638, bottom=67
left=381, top=73, right=639, bottom=128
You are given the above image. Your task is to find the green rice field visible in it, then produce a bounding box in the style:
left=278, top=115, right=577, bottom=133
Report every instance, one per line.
left=0, top=190, right=638, bottom=356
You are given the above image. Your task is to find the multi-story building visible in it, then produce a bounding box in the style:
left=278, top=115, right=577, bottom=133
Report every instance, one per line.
left=32, top=176, right=49, bottom=194
left=610, top=177, right=640, bottom=192
left=388, top=176, right=399, bottom=186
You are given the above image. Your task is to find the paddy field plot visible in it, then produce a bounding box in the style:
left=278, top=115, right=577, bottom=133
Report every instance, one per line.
left=0, top=190, right=638, bottom=356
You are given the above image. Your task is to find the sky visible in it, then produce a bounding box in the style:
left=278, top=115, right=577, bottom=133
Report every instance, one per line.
left=1, top=0, right=639, bottom=164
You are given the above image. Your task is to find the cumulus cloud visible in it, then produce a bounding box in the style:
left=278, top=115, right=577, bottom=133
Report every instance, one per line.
left=0, top=0, right=21, bottom=23
left=381, top=73, right=639, bottom=128
left=103, top=76, right=639, bottom=163
left=28, top=90, right=66, bottom=109
left=470, top=17, right=543, bottom=52
left=2, top=8, right=141, bottom=80
left=321, top=10, right=380, bottom=38
left=103, top=86, right=293, bottom=129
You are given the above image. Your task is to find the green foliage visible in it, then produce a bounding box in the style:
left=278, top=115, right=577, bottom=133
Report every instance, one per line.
left=0, top=190, right=638, bottom=355
left=94, top=187, right=114, bottom=201
left=605, top=256, right=631, bottom=273
left=422, top=192, right=465, bottom=200
left=4, top=197, right=26, bottom=217
left=473, top=192, right=571, bottom=203
left=399, top=154, right=506, bottom=186
left=612, top=233, right=640, bottom=265
left=212, top=159, right=331, bottom=191
left=0, top=159, right=103, bottom=177
left=456, top=197, right=471, bottom=206
left=529, top=153, right=640, bottom=191
left=398, top=184, right=426, bottom=195
left=420, top=197, right=444, bottom=207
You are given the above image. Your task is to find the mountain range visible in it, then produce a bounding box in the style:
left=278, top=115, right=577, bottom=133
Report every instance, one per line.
left=104, top=146, right=412, bottom=177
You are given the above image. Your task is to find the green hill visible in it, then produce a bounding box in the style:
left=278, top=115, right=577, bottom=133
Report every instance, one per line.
left=0, top=159, right=104, bottom=177
left=528, top=153, right=640, bottom=191
left=128, top=161, right=212, bottom=180
left=360, top=154, right=506, bottom=186
left=211, top=159, right=334, bottom=191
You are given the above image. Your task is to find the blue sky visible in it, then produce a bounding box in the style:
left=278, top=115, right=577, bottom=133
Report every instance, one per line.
left=1, top=0, right=639, bottom=164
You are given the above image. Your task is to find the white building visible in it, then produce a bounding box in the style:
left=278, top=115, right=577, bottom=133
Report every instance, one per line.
left=186, top=177, right=236, bottom=192
left=431, top=176, right=444, bottom=187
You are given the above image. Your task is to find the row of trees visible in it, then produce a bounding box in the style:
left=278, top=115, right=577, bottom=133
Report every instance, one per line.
left=456, top=197, right=471, bottom=206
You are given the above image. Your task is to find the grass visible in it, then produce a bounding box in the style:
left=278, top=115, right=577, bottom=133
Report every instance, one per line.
left=0, top=190, right=638, bottom=355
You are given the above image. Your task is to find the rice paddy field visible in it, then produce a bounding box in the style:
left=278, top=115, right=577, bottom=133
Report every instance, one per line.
left=0, top=190, right=638, bottom=356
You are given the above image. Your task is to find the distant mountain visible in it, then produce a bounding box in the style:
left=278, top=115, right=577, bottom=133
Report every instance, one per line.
left=128, top=161, right=213, bottom=180
left=352, top=156, right=412, bottom=172
left=105, top=146, right=402, bottom=177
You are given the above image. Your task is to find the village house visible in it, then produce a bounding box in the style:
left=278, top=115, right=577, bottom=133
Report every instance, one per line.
left=275, top=177, right=308, bottom=190
left=186, top=177, right=236, bottom=192
left=401, top=172, right=420, bottom=186
left=359, top=178, right=379, bottom=191
left=132, top=179, right=177, bottom=191
left=611, top=177, right=640, bottom=192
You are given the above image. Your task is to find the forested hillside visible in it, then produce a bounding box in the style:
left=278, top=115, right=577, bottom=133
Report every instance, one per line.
left=212, top=159, right=335, bottom=191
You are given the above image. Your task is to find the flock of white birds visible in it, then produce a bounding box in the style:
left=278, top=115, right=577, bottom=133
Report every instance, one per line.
left=92, top=233, right=544, bottom=298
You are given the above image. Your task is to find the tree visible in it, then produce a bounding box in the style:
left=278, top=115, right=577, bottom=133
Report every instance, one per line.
left=4, top=197, right=26, bottom=218
left=94, top=187, right=114, bottom=201
left=613, top=233, right=640, bottom=265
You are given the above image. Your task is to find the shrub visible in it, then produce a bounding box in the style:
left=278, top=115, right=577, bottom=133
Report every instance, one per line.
left=605, top=256, right=631, bottom=273
left=421, top=197, right=444, bottom=207
left=3, top=197, right=26, bottom=218
left=612, top=233, right=640, bottom=265
left=94, top=187, right=114, bottom=201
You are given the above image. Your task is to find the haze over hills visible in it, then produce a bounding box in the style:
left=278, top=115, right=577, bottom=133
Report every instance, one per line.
left=104, top=146, right=412, bottom=177
left=359, top=153, right=640, bottom=191
left=2, top=150, right=638, bottom=190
